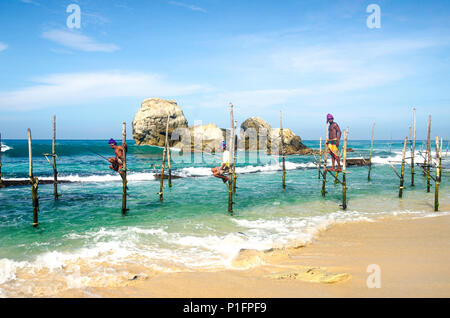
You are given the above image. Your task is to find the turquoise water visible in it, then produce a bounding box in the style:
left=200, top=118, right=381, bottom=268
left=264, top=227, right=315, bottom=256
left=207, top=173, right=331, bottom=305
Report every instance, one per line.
left=0, top=139, right=449, bottom=296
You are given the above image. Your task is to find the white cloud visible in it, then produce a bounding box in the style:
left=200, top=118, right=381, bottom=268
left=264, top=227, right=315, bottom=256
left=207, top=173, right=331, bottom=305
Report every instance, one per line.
left=0, top=42, right=7, bottom=52
left=20, top=0, right=40, bottom=5
left=0, top=71, right=208, bottom=111
left=168, top=1, right=207, bottom=13
left=42, top=29, right=119, bottom=52
left=199, top=38, right=439, bottom=109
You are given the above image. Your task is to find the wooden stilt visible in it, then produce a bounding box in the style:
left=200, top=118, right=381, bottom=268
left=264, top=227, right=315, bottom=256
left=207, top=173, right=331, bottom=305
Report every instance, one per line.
left=0, top=132, right=2, bottom=186
left=434, top=136, right=440, bottom=211
left=122, top=122, right=128, bottom=213
left=399, top=137, right=408, bottom=198
left=426, top=115, right=432, bottom=193
left=280, top=111, right=286, bottom=189
left=228, top=103, right=236, bottom=214
left=342, top=129, right=348, bottom=210
left=232, top=120, right=238, bottom=194
left=318, top=137, right=322, bottom=179
left=28, top=129, right=39, bottom=227
left=411, top=108, right=416, bottom=186
left=389, top=133, right=392, bottom=153
left=164, top=114, right=173, bottom=188
left=368, top=123, right=375, bottom=181
left=321, top=123, right=329, bottom=196
left=159, top=116, right=169, bottom=201
left=52, top=116, right=59, bottom=200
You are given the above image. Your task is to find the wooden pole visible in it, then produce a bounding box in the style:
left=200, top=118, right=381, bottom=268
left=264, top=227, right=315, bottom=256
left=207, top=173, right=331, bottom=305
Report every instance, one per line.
left=0, top=132, right=2, bottom=186
left=232, top=119, right=238, bottom=194
left=122, top=122, right=128, bottom=213
left=389, top=133, right=392, bottom=153
left=399, top=137, right=408, bottom=198
left=368, top=123, right=375, bottom=181
left=426, top=115, right=432, bottom=193
left=411, top=108, right=416, bottom=186
left=321, top=123, right=329, bottom=196
left=342, top=129, right=348, bottom=210
left=280, top=111, right=286, bottom=189
left=159, top=118, right=168, bottom=201
left=52, top=116, right=59, bottom=200
left=228, top=103, right=235, bottom=214
left=434, top=136, right=440, bottom=211
left=164, top=114, right=173, bottom=188
left=28, top=129, right=39, bottom=227
left=318, top=137, right=322, bottom=179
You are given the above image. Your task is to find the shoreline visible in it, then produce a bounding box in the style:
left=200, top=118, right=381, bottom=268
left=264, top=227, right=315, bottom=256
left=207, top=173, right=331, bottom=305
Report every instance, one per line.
left=55, top=212, right=450, bottom=298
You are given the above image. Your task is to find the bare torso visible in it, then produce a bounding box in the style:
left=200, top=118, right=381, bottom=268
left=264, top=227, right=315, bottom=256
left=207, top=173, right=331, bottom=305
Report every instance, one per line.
left=328, top=122, right=341, bottom=145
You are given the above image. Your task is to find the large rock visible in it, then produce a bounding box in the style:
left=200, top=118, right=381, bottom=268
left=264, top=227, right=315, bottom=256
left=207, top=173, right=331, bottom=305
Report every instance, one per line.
left=271, top=128, right=311, bottom=155
left=239, top=116, right=272, bottom=151
left=239, top=116, right=312, bottom=155
left=132, top=98, right=189, bottom=146
left=173, top=123, right=226, bottom=152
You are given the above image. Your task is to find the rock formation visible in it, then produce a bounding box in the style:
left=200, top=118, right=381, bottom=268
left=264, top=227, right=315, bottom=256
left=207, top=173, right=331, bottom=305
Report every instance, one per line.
left=132, top=98, right=188, bottom=146
left=239, top=116, right=272, bottom=151
left=239, top=116, right=312, bottom=155
left=173, top=123, right=226, bottom=152
left=271, top=128, right=310, bottom=155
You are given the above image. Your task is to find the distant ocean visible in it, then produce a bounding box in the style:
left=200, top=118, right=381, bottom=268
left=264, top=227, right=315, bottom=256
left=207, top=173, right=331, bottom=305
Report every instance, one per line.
left=0, top=139, right=449, bottom=297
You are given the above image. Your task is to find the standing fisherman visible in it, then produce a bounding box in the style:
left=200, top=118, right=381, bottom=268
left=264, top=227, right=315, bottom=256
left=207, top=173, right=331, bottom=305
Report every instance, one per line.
left=108, top=138, right=127, bottom=180
left=325, top=114, right=342, bottom=172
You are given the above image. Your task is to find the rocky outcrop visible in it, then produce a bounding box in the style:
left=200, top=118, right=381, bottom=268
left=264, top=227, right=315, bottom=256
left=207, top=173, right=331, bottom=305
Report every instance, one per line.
left=132, top=98, right=188, bottom=146
left=239, top=117, right=272, bottom=151
left=239, top=116, right=311, bottom=155
left=271, top=128, right=310, bottom=155
left=173, top=123, right=226, bottom=152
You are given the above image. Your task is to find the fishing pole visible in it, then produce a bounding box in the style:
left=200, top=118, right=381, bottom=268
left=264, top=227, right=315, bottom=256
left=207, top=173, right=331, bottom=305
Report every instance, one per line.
left=88, top=149, right=110, bottom=162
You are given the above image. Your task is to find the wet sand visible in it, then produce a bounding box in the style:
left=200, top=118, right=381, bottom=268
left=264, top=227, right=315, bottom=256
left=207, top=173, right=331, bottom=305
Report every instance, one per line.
left=57, top=212, right=450, bottom=298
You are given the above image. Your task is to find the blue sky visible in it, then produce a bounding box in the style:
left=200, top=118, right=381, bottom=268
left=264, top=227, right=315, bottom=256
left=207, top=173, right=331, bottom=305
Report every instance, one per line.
left=0, top=0, right=449, bottom=140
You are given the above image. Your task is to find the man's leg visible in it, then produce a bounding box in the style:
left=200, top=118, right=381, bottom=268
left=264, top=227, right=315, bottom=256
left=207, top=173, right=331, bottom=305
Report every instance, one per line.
left=336, top=156, right=342, bottom=171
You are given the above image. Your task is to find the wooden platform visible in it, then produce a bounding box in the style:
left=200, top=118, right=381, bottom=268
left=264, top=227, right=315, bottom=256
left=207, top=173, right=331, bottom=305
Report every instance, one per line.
left=346, top=158, right=370, bottom=166
left=154, top=174, right=183, bottom=180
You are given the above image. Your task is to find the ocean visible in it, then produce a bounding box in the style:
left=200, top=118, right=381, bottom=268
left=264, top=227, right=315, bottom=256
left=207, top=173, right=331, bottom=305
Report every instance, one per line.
left=0, top=139, right=448, bottom=297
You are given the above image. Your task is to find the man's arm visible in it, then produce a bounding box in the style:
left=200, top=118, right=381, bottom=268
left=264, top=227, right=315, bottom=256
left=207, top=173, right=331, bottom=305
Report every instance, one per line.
left=336, top=124, right=341, bottom=144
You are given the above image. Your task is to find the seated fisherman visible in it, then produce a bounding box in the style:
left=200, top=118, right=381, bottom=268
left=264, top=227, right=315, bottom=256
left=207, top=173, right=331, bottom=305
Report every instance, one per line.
left=211, top=141, right=231, bottom=183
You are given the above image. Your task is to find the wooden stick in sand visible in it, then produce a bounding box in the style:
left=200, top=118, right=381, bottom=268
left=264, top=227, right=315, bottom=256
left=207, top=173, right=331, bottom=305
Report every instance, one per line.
left=0, top=132, right=2, bottom=186
left=159, top=116, right=170, bottom=201
left=399, top=136, right=408, bottom=198
left=28, top=129, right=39, bottom=227
left=321, top=123, right=329, bottom=196
left=122, top=122, right=128, bottom=213
left=434, top=136, right=441, bottom=211
left=280, top=111, right=286, bottom=189
left=368, top=123, right=375, bottom=181
left=232, top=119, right=238, bottom=194
left=228, top=103, right=236, bottom=214
left=318, top=137, right=322, bottom=179
left=389, top=133, right=392, bottom=153
left=342, top=129, right=348, bottom=210
left=411, top=108, right=416, bottom=187
left=52, top=116, right=59, bottom=200
left=164, top=113, right=173, bottom=188
left=426, top=115, right=432, bottom=193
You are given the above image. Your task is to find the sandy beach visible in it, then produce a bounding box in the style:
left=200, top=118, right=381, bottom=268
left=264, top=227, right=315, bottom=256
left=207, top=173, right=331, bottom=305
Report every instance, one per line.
left=56, top=211, right=450, bottom=298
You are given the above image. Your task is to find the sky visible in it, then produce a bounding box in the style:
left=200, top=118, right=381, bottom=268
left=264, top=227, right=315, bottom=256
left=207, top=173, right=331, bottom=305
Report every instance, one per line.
left=0, top=0, right=449, bottom=140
